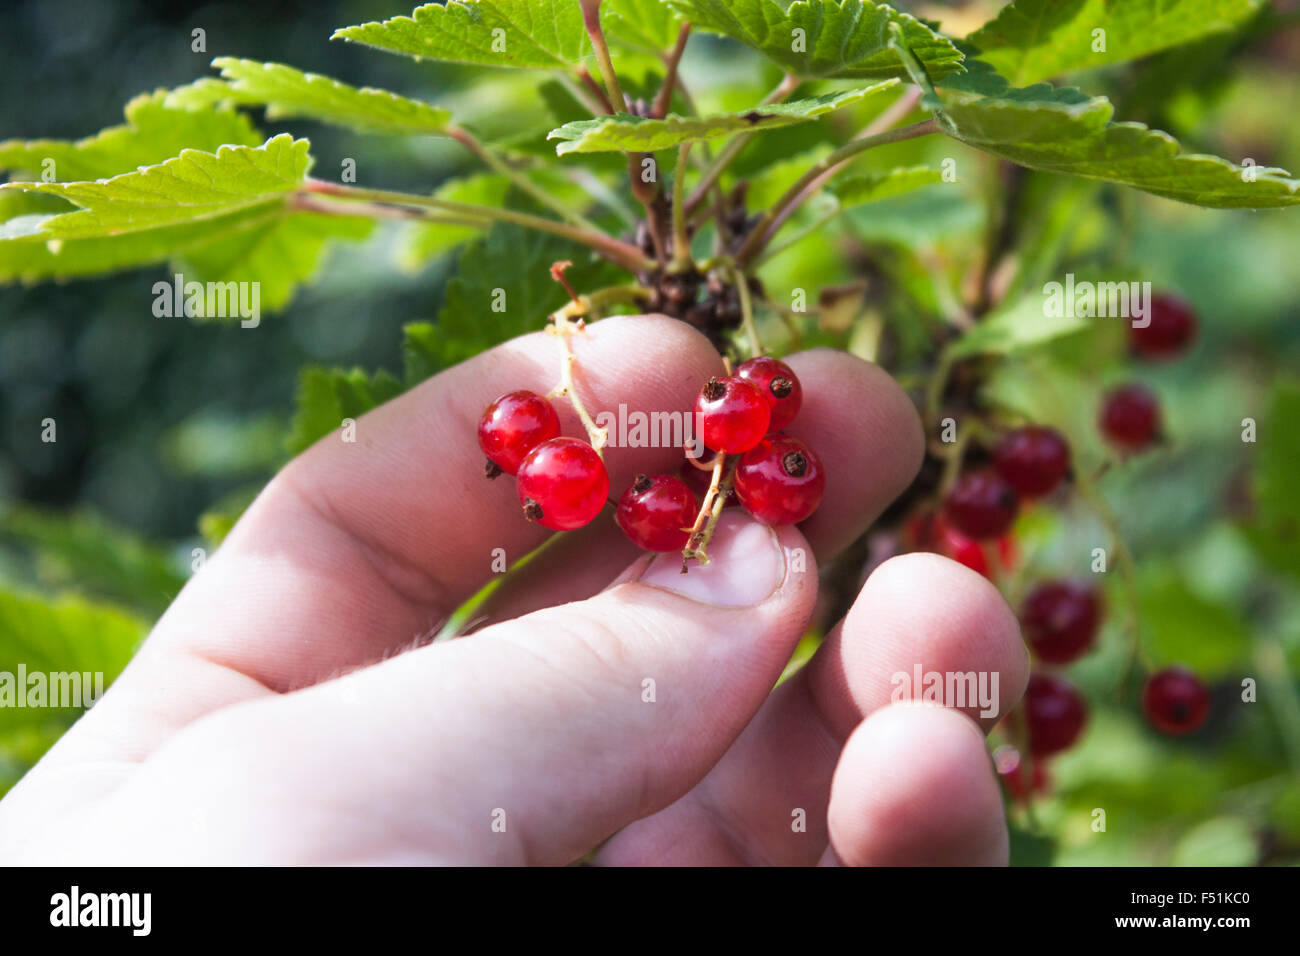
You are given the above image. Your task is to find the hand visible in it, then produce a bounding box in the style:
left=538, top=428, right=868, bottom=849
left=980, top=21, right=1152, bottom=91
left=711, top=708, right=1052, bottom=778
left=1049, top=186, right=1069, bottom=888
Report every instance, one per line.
left=0, top=316, right=1027, bottom=865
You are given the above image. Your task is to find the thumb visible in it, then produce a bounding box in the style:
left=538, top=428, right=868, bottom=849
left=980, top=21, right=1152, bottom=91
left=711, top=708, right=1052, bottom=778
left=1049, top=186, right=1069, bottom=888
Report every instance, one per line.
left=224, top=511, right=817, bottom=864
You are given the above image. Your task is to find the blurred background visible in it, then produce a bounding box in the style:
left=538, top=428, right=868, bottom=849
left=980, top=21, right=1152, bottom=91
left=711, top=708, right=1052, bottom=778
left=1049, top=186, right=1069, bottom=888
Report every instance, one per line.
left=1, top=0, right=1298, bottom=864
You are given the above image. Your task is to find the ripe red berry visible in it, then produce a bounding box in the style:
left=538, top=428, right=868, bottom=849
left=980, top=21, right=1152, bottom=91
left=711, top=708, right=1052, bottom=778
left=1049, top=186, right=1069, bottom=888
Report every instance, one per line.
left=944, top=471, right=1019, bottom=540
left=1099, top=383, right=1161, bottom=451
left=993, top=426, right=1071, bottom=498
left=616, top=474, right=697, bottom=552
left=1023, top=673, right=1088, bottom=756
left=695, top=376, right=770, bottom=454
left=998, top=754, right=1052, bottom=799
left=734, top=435, right=825, bottom=525
left=516, top=437, right=609, bottom=531
left=1021, top=581, right=1103, bottom=664
left=735, top=356, right=803, bottom=431
left=1130, top=292, right=1197, bottom=361
left=478, top=390, right=561, bottom=476
left=1142, top=667, right=1211, bottom=736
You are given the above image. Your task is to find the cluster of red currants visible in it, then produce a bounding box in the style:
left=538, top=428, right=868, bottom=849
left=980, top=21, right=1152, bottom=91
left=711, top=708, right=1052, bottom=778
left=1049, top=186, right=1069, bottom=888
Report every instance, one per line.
left=475, top=356, right=824, bottom=558
left=913, top=293, right=1210, bottom=796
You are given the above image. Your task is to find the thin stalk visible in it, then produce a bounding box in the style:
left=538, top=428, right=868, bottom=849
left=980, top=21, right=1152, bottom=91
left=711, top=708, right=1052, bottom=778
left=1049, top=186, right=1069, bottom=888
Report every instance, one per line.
left=734, top=266, right=762, bottom=357
left=652, top=24, right=692, bottom=119
left=753, top=204, right=840, bottom=265
left=734, top=118, right=939, bottom=266
left=290, top=193, right=489, bottom=228
left=671, top=142, right=693, bottom=270
left=557, top=70, right=608, bottom=116
left=304, top=179, right=653, bottom=273
left=580, top=0, right=628, bottom=112
left=447, top=124, right=600, bottom=232
left=685, top=73, right=800, bottom=213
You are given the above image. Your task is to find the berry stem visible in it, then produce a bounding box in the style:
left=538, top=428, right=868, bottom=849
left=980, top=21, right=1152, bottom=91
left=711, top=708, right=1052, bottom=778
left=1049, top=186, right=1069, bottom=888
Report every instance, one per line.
left=556, top=70, right=610, bottom=116
left=681, top=455, right=737, bottom=569
left=546, top=314, right=610, bottom=455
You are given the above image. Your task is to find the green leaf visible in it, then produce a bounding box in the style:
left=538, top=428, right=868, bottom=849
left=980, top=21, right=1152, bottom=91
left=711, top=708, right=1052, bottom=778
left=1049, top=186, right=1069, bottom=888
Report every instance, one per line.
left=947, top=293, right=1089, bottom=359
left=6, top=134, right=313, bottom=237
left=401, top=322, right=443, bottom=386
left=432, top=221, right=625, bottom=367
left=0, top=588, right=146, bottom=709
left=548, top=84, right=895, bottom=154
left=332, top=1, right=591, bottom=69
left=669, top=0, right=963, bottom=80
left=0, top=90, right=261, bottom=182
left=1138, top=568, right=1254, bottom=677
left=0, top=508, right=188, bottom=617
left=399, top=173, right=513, bottom=270
left=287, top=367, right=405, bottom=455
left=604, top=0, right=687, bottom=54
left=967, top=0, right=1265, bottom=87
left=193, top=58, right=453, bottom=136
left=175, top=211, right=373, bottom=313
left=929, top=68, right=1300, bottom=208
left=830, top=164, right=944, bottom=207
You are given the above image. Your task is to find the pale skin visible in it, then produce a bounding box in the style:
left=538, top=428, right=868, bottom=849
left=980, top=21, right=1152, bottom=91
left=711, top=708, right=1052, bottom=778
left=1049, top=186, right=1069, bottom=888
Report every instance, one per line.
left=0, top=315, right=1028, bottom=865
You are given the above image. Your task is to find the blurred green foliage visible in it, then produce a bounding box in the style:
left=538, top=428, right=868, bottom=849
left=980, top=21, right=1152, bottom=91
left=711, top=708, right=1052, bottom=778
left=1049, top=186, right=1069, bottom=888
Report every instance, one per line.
left=0, top=0, right=1297, bottom=866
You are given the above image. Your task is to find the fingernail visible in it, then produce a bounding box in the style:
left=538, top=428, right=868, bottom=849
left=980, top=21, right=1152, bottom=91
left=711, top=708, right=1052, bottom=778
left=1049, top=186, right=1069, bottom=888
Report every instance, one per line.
left=636, top=512, right=786, bottom=607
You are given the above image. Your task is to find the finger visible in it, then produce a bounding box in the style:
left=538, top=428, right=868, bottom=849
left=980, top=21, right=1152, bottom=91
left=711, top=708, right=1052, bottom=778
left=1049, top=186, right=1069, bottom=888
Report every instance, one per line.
left=819, top=703, right=1009, bottom=866
left=103, top=513, right=818, bottom=864
left=60, top=315, right=724, bottom=765
left=471, top=349, right=924, bottom=628
left=595, top=553, right=1025, bottom=865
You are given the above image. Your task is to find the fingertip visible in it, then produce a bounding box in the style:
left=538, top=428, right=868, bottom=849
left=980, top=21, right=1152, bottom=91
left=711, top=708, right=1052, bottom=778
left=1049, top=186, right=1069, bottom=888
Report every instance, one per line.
left=827, top=703, right=1009, bottom=866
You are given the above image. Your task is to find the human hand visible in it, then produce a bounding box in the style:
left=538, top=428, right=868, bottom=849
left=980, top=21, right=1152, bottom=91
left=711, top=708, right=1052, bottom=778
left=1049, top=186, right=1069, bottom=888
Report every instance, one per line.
left=0, top=315, right=1027, bottom=865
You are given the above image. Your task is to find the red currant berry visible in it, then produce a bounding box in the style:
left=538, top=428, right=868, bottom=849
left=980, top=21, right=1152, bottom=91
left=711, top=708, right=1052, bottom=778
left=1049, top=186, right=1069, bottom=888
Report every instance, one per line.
left=996, top=751, right=1052, bottom=799
left=478, top=390, right=561, bottom=476
left=1021, top=581, right=1102, bottom=664
left=734, top=435, right=825, bottom=525
left=616, top=474, right=697, bottom=552
left=1142, top=667, right=1211, bottom=736
left=1024, top=673, right=1088, bottom=756
left=694, top=376, right=770, bottom=454
left=944, top=471, right=1019, bottom=540
left=736, top=356, right=803, bottom=431
left=516, top=437, right=609, bottom=531
left=1099, top=383, right=1161, bottom=451
left=993, top=426, right=1071, bottom=498
left=1130, top=292, right=1197, bottom=361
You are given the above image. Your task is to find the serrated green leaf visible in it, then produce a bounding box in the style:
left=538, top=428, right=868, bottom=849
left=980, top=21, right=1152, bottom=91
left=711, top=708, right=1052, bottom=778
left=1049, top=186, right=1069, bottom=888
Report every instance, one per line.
left=948, top=293, right=1090, bottom=359
left=604, top=0, right=687, bottom=54
left=830, top=164, right=943, bottom=207
left=549, top=84, right=895, bottom=154
left=6, top=135, right=313, bottom=237
left=193, top=58, right=453, bottom=136
left=669, top=0, right=963, bottom=80
left=402, top=322, right=443, bottom=386
left=930, top=69, right=1300, bottom=208
left=433, top=221, right=625, bottom=367
left=332, top=1, right=591, bottom=69
left=0, top=90, right=262, bottom=182
left=287, top=367, right=406, bottom=455
left=967, top=0, right=1264, bottom=87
